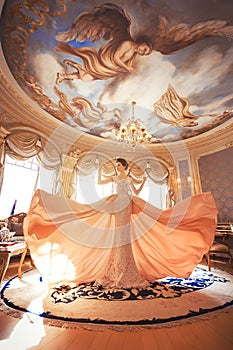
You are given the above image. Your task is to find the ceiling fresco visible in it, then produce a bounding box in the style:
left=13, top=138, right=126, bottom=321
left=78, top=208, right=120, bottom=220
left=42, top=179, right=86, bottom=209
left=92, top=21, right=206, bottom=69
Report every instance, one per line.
left=1, top=0, right=233, bottom=143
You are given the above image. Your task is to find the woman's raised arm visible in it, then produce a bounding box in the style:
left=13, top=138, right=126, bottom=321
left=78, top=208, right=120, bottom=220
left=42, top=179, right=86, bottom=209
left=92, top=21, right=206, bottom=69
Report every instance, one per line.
left=98, top=169, right=113, bottom=185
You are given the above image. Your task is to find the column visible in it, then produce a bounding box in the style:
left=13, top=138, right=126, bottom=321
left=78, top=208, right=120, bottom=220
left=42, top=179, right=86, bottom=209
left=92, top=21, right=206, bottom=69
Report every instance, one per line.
left=176, top=159, right=193, bottom=200
left=61, top=154, right=78, bottom=198
left=0, top=127, right=10, bottom=194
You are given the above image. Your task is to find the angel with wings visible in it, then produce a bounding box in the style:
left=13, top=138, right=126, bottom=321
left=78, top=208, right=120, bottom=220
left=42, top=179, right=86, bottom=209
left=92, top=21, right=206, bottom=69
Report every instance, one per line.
left=55, top=2, right=233, bottom=83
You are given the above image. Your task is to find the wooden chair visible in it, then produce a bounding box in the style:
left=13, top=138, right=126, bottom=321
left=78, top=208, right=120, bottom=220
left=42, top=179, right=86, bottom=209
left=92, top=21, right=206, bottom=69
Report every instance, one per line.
left=206, top=241, right=232, bottom=271
left=2, top=212, right=35, bottom=268
left=205, top=221, right=233, bottom=271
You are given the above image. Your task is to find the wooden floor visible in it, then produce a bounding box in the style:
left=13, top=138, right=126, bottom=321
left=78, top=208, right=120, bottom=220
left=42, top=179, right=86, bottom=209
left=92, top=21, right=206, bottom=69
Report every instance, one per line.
left=0, top=257, right=233, bottom=350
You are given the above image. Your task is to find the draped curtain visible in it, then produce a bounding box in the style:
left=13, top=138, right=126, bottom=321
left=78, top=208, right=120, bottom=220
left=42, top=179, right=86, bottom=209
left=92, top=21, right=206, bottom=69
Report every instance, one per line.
left=75, top=154, right=169, bottom=184
left=1, top=130, right=172, bottom=208
left=75, top=154, right=170, bottom=208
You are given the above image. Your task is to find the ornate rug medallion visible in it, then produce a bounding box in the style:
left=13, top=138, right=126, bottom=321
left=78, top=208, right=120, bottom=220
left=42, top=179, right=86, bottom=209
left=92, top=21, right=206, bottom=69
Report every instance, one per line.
left=1, top=265, right=233, bottom=329
left=50, top=267, right=228, bottom=302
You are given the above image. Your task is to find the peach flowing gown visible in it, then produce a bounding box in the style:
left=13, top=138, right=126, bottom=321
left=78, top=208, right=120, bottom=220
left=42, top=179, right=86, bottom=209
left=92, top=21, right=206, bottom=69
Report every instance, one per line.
left=24, top=180, right=218, bottom=287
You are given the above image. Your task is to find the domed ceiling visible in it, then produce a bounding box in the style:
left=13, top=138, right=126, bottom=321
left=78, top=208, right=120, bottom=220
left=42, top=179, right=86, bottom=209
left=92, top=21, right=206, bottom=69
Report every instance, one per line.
left=1, top=0, right=233, bottom=144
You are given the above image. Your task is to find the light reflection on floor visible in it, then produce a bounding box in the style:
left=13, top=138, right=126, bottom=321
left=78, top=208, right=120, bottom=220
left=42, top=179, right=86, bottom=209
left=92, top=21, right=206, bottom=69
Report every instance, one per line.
left=0, top=307, right=46, bottom=350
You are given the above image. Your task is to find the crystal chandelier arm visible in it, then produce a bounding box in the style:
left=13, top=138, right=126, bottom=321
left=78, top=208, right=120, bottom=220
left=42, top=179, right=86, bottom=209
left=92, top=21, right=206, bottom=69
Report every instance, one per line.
left=116, top=101, right=152, bottom=147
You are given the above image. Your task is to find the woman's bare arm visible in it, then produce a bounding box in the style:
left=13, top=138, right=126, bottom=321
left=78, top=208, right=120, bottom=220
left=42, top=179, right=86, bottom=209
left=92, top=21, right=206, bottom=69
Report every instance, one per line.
left=98, top=170, right=113, bottom=185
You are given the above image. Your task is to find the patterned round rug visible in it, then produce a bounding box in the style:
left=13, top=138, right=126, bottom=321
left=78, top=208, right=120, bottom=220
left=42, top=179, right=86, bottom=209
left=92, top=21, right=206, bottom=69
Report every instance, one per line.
left=1, top=265, right=233, bottom=329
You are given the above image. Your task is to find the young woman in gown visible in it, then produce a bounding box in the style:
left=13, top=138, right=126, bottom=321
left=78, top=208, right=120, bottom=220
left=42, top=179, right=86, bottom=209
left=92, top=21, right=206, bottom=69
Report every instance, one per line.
left=95, top=158, right=149, bottom=288
left=23, top=158, right=218, bottom=289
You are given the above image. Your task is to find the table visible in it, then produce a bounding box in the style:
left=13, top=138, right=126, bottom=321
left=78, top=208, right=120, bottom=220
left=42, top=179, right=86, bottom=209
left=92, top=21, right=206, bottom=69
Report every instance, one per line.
left=0, top=241, right=27, bottom=287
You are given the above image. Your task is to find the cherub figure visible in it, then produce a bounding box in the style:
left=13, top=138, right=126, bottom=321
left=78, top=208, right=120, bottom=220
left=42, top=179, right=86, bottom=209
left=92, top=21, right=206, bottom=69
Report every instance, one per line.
left=55, top=2, right=233, bottom=83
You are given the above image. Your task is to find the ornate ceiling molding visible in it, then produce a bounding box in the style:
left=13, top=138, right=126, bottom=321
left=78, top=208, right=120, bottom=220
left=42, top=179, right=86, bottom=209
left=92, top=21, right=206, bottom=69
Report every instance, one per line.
left=1, top=42, right=232, bottom=163
left=185, top=118, right=233, bottom=156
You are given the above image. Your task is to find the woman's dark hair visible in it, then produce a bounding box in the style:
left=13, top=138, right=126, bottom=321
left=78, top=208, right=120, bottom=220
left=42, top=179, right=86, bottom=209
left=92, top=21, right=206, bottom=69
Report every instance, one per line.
left=136, top=35, right=153, bottom=51
left=116, top=158, right=128, bottom=170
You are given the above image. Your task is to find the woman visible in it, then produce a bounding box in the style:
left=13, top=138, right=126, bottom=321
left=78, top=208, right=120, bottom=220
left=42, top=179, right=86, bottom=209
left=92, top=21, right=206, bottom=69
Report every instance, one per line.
left=95, top=158, right=149, bottom=288
left=24, top=158, right=218, bottom=289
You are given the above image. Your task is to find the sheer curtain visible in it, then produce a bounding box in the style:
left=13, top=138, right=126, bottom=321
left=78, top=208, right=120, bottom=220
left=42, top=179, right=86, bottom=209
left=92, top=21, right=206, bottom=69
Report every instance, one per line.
left=37, top=164, right=57, bottom=194
left=140, top=177, right=168, bottom=209
left=76, top=169, right=167, bottom=209
left=76, top=170, right=112, bottom=203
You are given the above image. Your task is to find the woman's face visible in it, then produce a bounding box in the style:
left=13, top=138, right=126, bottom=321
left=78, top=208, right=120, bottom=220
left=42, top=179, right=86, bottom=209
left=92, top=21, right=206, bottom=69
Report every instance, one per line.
left=115, top=162, right=125, bottom=172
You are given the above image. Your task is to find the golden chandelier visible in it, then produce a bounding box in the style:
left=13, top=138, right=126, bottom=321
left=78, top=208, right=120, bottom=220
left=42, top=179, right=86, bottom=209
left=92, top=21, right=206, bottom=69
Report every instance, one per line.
left=117, top=101, right=152, bottom=147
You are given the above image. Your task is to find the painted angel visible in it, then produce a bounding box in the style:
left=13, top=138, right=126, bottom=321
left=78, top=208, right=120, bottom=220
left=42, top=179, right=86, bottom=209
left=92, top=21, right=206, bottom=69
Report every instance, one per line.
left=55, top=2, right=233, bottom=83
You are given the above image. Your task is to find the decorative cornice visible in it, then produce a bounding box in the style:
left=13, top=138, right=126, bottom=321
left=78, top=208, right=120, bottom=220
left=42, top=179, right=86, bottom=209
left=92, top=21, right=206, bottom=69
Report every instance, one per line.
left=185, top=118, right=233, bottom=156
left=0, top=69, right=59, bottom=129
